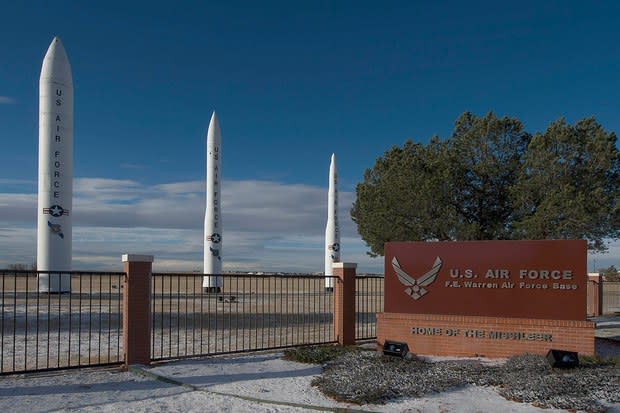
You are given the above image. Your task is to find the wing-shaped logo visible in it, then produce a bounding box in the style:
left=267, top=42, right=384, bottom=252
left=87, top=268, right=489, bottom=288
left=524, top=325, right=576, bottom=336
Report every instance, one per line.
left=392, top=256, right=442, bottom=300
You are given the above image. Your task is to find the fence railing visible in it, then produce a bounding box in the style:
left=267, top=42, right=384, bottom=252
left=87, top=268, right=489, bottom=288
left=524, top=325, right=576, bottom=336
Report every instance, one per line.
left=602, top=281, right=620, bottom=314
left=1, top=262, right=385, bottom=374
left=0, top=270, right=125, bottom=375
left=151, top=274, right=338, bottom=360
left=355, top=275, right=384, bottom=340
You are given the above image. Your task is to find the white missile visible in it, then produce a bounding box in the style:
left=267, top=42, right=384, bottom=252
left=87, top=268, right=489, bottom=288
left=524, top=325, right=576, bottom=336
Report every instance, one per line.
left=37, top=37, right=73, bottom=293
left=324, top=153, right=340, bottom=290
left=203, top=112, right=223, bottom=293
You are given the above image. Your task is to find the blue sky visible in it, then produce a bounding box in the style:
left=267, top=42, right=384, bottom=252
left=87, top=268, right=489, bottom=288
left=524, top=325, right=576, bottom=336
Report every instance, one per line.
left=1, top=1, right=619, bottom=273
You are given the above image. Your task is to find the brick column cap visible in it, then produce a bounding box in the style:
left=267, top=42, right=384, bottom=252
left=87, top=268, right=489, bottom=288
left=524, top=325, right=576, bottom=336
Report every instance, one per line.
left=333, top=262, right=357, bottom=269
left=122, top=254, right=154, bottom=263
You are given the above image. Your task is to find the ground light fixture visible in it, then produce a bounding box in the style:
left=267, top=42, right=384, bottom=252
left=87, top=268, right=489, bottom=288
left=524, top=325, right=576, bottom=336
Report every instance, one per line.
left=546, top=349, right=579, bottom=368
left=383, top=340, right=409, bottom=357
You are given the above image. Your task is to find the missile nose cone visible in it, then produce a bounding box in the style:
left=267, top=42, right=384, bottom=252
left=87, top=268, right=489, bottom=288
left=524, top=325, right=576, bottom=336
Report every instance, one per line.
left=207, top=111, right=221, bottom=143
left=210, top=111, right=219, bottom=127
left=329, top=153, right=337, bottom=175
left=44, top=37, right=69, bottom=62
left=41, top=37, right=72, bottom=84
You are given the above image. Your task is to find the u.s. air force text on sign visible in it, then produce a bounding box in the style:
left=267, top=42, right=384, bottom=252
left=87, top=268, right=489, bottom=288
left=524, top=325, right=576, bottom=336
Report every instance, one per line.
left=384, top=240, right=587, bottom=321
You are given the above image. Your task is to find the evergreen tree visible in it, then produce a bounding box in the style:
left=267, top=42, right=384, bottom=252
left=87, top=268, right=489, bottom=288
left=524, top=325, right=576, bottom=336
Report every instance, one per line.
left=351, top=113, right=620, bottom=256
left=512, top=117, right=620, bottom=252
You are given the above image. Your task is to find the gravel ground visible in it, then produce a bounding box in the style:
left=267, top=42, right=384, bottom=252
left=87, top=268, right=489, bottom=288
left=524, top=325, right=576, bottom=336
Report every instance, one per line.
left=313, top=350, right=620, bottom=412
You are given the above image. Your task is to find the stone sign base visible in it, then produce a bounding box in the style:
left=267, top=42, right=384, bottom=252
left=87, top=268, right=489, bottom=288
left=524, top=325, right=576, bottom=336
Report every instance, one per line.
left=377, top=312, right=595, bottom=358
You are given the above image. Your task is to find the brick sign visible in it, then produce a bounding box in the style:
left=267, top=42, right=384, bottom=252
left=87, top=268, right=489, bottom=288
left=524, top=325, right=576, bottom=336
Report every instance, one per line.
left=384, top=240, right=587, bottom=321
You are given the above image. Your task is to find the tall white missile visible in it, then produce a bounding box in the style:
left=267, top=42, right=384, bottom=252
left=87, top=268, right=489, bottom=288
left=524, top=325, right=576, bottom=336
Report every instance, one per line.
left=203, top=112, right=223, bottom=293
left=324, top=153, right=340, bottom=290
left=37, top=37, right=73, bottom=293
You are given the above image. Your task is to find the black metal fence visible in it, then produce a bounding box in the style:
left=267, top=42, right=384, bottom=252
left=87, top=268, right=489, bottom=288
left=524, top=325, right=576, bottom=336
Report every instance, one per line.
left=355, top=275, right=384, bottom=340
left=1, top=269, right=385, bottom=373
left=0, top=270, right=125, bottom=375
left=151, top=274, right=339, bottom=360
left=603, top=281, right=620, bottom=314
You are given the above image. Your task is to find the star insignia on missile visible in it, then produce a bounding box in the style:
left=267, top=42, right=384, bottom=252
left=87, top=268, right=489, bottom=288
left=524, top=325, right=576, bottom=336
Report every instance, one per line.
left=49, top=205, right=64, bottom=217
left=392, top=256, right=442, bottom=300
left=329, top=243, right=340, bottom=252
left=43, top=205, right=69, bottom=217
left=208, top=233, right=221, bottom=243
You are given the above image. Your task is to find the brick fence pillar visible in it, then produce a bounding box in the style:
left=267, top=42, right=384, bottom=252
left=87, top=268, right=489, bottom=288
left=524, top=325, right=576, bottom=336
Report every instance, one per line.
left=122, top=254, right=153, bottom=365
left=334, top=262, right=357, bottom=346
left=587, top=277, right=603, bottom=317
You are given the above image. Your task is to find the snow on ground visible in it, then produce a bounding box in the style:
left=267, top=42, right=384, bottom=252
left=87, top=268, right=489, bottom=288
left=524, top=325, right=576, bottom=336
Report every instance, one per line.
left=0, top=351, right=590, bottom=413
left=1, top=316, right=618, bottom=412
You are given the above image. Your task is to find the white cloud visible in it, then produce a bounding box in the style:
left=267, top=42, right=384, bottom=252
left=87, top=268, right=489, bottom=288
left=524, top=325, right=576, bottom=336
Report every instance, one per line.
left=2, top=176, right=614, bottom=275
left=0, top=225, right=36, bottom=266
left=0, top=178, right=36, bottom=186
left=0, top=177, right=382, bottom=274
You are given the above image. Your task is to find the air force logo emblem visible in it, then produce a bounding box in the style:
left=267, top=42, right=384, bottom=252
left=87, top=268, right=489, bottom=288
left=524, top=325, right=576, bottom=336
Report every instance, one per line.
left=392, top=256, right=442, bottom=300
